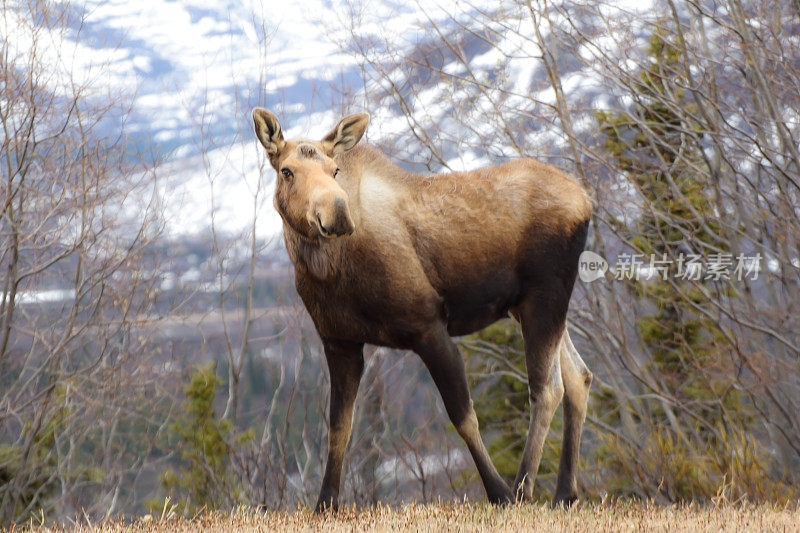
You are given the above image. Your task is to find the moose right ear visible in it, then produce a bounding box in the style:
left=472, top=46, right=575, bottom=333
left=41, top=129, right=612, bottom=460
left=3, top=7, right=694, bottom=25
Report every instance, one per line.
left=252, top=108, right=285, bottom=164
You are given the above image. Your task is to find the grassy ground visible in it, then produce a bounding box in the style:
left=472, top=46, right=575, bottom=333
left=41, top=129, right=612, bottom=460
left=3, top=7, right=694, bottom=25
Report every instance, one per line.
left=11, top=501, right=800, bottom=532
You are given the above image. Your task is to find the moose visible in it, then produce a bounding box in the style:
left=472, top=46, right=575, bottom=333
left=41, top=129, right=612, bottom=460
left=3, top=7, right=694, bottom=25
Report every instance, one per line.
left=252, top=109, right=593, bottom=511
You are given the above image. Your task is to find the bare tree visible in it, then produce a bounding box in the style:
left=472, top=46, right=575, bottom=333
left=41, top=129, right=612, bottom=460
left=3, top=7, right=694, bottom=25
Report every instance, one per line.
left=0, top=0, right=174, bottom=523
left=336, top=0, right=800, bottom=501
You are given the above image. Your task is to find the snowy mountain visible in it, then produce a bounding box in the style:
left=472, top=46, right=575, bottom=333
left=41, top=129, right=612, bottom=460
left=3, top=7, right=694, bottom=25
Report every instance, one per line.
left=35, top=0, right=528, bottom=238
left=13, top=0, right=366, bottom=239
left=14, top=0, right=654, bottom=239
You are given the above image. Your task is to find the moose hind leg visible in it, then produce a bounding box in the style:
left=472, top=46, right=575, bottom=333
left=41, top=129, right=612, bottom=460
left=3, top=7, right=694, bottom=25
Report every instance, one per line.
left=414, top=324, right=513, bottom=504
left=315, top=339, right=365, bottom=513
left=513, top=296, right=567, bottom=502
left=554, top=330, right=592, bottom=506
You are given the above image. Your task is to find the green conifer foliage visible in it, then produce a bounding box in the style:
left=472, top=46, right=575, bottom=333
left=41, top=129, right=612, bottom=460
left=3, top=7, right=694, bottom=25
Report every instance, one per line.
left=590, top=27, right=787, bottom=501
left=159, top=362, right=234, bottom=513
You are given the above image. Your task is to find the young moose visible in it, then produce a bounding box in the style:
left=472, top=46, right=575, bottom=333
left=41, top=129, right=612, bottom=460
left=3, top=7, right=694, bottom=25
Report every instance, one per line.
left=252, top=109, right=593, bottom=511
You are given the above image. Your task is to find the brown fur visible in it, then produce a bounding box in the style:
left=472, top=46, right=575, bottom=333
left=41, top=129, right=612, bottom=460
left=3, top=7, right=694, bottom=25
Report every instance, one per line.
left=291, top=144, right=590, bottom=343
left=252, top=109, right=594, bottom=511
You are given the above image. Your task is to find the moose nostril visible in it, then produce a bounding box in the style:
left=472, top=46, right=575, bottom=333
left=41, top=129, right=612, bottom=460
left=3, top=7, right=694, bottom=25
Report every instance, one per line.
left=315, top=214, right=329, bottom=235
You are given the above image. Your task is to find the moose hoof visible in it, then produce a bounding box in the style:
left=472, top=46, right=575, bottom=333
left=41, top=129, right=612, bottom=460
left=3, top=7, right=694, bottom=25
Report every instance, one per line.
left=552, top=492, right=578, bottom=509
left=487, top=487, right=515, bottom=506
left=314, top=493, right=338, bottom=514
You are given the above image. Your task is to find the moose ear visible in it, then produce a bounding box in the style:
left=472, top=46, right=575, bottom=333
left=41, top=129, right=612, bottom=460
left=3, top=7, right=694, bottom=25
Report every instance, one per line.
left=321, top=112, right=370, bottom=156
left=252, top=108, right=285, bottom=164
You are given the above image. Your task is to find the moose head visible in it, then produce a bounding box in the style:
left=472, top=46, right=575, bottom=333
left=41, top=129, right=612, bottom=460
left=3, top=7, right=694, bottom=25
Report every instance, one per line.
left=252, top=109, right=369, bottom=241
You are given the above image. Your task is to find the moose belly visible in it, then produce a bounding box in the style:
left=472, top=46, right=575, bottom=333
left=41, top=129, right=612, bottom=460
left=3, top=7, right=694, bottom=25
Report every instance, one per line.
left=440, top=266, right=520, bottom=336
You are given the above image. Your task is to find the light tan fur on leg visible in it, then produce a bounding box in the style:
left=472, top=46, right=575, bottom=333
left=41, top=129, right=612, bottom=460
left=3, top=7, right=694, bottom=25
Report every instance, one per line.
left=514, top=339, right=565, bottom=501
left=554, top=331, right=592, bottom=505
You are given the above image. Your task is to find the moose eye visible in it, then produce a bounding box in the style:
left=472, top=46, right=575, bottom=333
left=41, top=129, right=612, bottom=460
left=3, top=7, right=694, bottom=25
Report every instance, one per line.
left=333, top=168, right=340, bottom=179
left=281, top=168, right=293, bottom=180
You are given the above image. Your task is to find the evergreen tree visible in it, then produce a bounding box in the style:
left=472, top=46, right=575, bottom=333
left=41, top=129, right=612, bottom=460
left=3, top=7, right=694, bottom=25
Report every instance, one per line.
left=593, top=27, right=759, bottom=500
left=159, top=362, right=234, bottom=513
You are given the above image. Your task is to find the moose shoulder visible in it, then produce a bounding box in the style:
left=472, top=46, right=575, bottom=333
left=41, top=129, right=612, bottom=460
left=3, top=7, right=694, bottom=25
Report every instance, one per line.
left=252, top=108, right=594, bottom=512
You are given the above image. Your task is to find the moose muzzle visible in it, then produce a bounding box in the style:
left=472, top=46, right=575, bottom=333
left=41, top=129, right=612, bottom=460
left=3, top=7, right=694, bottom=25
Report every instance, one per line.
left=310, top=193, right=355, bottom=238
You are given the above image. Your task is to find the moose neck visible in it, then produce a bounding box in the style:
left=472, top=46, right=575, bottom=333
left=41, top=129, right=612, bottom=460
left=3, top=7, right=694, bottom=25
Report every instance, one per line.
left=283, top=224, right=345, bottom=282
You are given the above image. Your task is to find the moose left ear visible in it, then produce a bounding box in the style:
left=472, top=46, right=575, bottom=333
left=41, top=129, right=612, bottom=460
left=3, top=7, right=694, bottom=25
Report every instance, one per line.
left=322, top=112, right=370, bottom=156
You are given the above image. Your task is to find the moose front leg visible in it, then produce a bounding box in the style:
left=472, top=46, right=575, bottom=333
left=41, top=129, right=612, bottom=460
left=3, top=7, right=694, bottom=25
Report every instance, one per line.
left=315, top=339, right=364, bottom=513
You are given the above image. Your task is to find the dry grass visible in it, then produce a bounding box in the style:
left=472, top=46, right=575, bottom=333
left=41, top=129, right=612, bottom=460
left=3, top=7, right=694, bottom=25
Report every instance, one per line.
left=11, top=501, right=800, bottom=532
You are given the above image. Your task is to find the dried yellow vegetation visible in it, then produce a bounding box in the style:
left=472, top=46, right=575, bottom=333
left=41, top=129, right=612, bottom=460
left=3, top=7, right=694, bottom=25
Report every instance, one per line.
left=11, top=501, right=800, bottom=533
